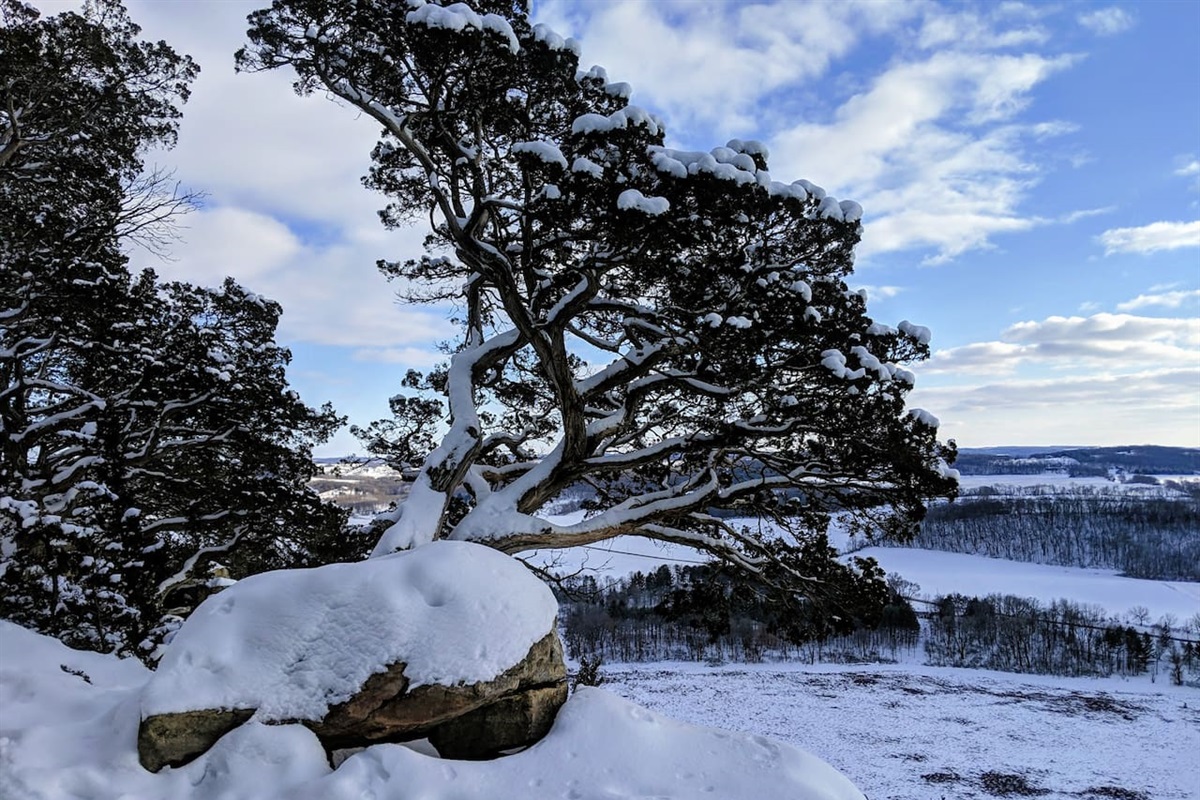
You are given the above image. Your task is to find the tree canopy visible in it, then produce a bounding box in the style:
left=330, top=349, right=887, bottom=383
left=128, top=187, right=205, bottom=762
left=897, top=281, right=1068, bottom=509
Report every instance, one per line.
left=1, top=0, right=350, bottom=658
left=238, top=0, right=957, bottom=620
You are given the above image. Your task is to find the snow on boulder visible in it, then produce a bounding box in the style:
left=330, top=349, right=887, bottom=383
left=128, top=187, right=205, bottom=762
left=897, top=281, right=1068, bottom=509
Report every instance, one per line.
left=138, top=540, right=566, bottom=770
left=291, top=687, right=866, bottom=800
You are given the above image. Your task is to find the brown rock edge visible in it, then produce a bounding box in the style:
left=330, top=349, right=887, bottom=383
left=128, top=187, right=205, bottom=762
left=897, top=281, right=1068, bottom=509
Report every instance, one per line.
left=138, top=630, right=567, bottom=772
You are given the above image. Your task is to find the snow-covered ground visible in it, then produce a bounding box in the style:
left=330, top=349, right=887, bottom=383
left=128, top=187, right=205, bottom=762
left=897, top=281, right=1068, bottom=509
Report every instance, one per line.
left=0, top=622, right=864, bottom=800
left=854, top=547, right=1200, bottom=621
left=955, top=473, right=1198, bottom=493
left=3, top=619, right=1195, bottom=800
left=601, top=661, right=1200, bottom=800
left=530, top=532, right=1199, bottom=624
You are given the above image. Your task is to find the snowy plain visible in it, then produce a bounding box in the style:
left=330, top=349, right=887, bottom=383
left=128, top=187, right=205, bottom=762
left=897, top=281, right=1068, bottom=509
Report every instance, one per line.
left=601, top=661, right=1200, bottom=800
left=852, top=547, right=1200, bottom=622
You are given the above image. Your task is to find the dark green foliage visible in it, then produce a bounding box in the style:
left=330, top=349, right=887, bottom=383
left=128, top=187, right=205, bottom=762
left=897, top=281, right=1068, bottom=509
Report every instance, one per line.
left=1, top=1, right=351, bottom=659
left=570, top=654, right=605, bottom=692
left=559, top=560, right=920, bottom=664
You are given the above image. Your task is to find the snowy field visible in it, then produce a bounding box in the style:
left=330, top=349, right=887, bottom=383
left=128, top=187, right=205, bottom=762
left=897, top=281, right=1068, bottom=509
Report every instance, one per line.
left=955, top=473, right=1199, bottom=493
left=4, top=618, right=1196, bottom=800
left=602, top=661, right=1200, bottom=800
left=853, top=547, right=1200, bottom=622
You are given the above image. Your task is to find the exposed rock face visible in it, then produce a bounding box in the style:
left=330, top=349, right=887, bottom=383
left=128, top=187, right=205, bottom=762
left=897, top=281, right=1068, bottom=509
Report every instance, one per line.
left=137, top=708, right=255, bottom=773
left=137, top=628, right=568, bottom=771
left=429, top=682, right=568, bottom=759
left=316, top=629, right=567, bottom=753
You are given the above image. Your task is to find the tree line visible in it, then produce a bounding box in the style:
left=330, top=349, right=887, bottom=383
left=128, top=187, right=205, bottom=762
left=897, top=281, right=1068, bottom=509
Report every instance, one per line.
left=557, top=566, right=1200, bottom=685
left=557, top=563, right=921, bottom=665
left=864, top=486, right=1200, bottom=581
left=923, top=593, right=1196, bottom=683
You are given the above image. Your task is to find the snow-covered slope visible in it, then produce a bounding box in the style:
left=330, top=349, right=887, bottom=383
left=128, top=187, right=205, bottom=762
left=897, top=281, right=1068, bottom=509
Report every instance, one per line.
left=853, top=546, right=1200, bottom=620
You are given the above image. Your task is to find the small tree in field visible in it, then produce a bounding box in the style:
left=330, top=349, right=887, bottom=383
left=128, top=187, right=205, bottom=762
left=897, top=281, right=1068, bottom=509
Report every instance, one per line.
left=239, top=0, right=957, bottom=621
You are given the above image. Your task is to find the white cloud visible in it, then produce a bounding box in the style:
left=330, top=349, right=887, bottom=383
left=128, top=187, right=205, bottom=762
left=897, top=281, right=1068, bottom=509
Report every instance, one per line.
left=914, top=310, right=1199, bottom=445
left=920, top=313, right=1200, bottom=375
left=910, top=368, right=1199, bottom=447
left=352, top=347, right=448, bottom=366
left=918, top=10, right=1048, bottom=50
left=535, top=0, right=918, bottom=140
left=853, top=284, right=904, bottom=301
left=1117, top=289, right=1200, bottom=311
left=1004, top=313, right=1199, bottom=345
left=127, top=1, right=382, bottom=230
left=771, top=51, right=1077, bottom=262
left=148, top=205, right=455, bottom=351
left=1059, top=206, right=1115, bottom=224
left=1077, top=7, right=1135, bottom=37
left=1098, top=221, right=1200, bottom=254
left=94, top=2, right=458, bottom=356
left=1176, top=158, right=1200, bottom=191
left=533, top=0, right=1084, bottom=264
left=143, top=206, right=302, bottom=286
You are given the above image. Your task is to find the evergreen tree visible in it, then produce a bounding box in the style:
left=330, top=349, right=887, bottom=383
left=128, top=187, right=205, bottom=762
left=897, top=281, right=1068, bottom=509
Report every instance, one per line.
left=1, top=0, right=351, bottom=658
left=239, top=0, right=956, bottom=613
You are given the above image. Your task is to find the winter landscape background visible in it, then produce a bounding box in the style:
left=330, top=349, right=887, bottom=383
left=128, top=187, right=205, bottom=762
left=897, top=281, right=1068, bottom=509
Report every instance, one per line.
left=4, top=1, right=1198, bottom=799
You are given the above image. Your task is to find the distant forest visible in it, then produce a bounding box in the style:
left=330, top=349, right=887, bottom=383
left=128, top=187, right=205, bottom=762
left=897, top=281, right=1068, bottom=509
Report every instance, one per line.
left=953, top=445, right=1200, bottom=476
left=865, top=484, right=1200, bottom=581
left=556, top=566, right=1200, bottom=684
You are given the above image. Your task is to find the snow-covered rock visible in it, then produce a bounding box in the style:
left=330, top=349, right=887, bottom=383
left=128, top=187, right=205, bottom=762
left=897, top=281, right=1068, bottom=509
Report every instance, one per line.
left=137, top=540, right=566, bottom=769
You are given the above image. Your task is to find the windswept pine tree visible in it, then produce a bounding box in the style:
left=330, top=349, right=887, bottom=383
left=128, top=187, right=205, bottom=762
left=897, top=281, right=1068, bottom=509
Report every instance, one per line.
left=238, top=0, right=958, bottom=622
left=0, top=0, right=349, bottom=658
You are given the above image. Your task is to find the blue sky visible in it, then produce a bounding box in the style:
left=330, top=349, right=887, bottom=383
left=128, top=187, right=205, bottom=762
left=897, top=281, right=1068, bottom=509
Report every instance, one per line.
left=37, top=0, right=1200, bottom=454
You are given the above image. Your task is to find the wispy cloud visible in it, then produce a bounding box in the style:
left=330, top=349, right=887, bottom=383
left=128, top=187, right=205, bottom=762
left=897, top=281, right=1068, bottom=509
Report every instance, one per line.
left=1117, top=289, right=1200, bottom=311
left=1060, top=206, right=1115, bottom=224
left=771, top=51, right=1079, bottom=262
left=1176, top=157, right=1200, bottom=191
left=1098, top=221, right=1200, bottom=254
left=351, top=347, right=448, bottom=366
left=918, top=7, right=1049, bottom=50
left=150, top=205, right=454, bottom=351
left=539, top=0, right=1085, bottom=265
left=920, top=313, right=1200, bottom=375
left=910, top=367, right=1199, bottom=447
left=535, top=0, right=917, bottom=140
left=1077, top=7, right=1135, bottom=36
